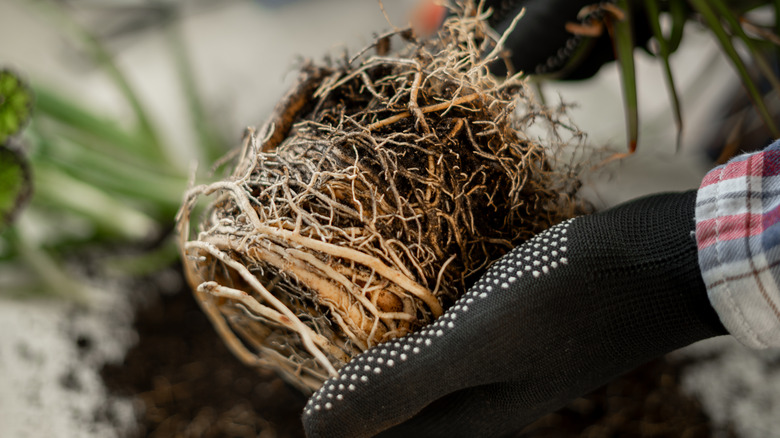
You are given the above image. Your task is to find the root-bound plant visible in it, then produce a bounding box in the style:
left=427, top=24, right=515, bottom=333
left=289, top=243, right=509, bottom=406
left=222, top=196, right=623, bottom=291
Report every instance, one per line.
left=177, top=2, right=588, bottom=393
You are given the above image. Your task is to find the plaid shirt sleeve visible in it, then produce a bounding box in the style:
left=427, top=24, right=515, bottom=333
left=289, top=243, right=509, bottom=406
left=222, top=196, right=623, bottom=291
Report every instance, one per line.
left=695, top=139, right=780, bottom=349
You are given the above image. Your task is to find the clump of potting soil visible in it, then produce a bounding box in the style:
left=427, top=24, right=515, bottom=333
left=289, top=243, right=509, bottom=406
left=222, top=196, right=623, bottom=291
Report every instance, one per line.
left=177, top=2, right=588, bottom=393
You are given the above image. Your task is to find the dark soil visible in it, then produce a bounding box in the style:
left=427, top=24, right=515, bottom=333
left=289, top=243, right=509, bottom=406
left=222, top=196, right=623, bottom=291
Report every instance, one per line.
left=516, top=359, right=734, bottom=438
left=101, top=268, right=308, bottom=438
left=101, top=267, right=731, bottom=438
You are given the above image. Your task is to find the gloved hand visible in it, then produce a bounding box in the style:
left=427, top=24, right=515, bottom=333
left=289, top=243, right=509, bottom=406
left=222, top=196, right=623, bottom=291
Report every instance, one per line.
left=484, top=0, right=653, bottom=79
left=302, top=191, right=727, bottom=438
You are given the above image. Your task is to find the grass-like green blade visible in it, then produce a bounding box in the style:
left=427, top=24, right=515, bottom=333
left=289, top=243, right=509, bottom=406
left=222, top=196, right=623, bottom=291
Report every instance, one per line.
left=68, top=30, right=166, bottom=163
left=612, top=0, right=639, bottom=153
left=24, top=1, right=169, bottom=165
left=29, top=130, right=185, bottom=219
left=33, top=162, right=158, bottom=240
left=723, top=0, right=773, bottom=15
left=708, top=0, right=780, bottom=101
left=688, top=0, right=780, bottom=138
left=34, top=87, right=148, bottom=157
left=667, top=0, right=688, bottom=52
left=166, top=20, right=226, bottom=164
left=644, top=0, right=684, bottom=150
left=776, top=2, right=780, bottom=56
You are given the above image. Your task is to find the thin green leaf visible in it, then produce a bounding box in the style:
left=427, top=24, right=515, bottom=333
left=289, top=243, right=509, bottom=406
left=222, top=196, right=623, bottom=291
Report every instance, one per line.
left=776, top=2, right=780, bottom=56
left=708, top=0, right=780, bottom=103
left=773, top=0, right=780, bottom=58
left=644, top=0, right=684, bottom=150
left=723, top=0, right=773, bottom=15
left=166, top=19, right=226, bottom=164
left=24, top=1, right=170, bottom=166
left=33, top=163, right=158, bottom=240
left=0, top=144, right=32, bottom=230
left=28, top=129, right=185, bottom=219
left=667, top=0, right=688, bottom=52
left=530, top=80, right=547, bottom=106
left=71, top=31, right=165, bottom=161
left=610, top=0, right=639, bottom=153
left=33, top=87, right=150, bottom=159
left=688, top=0, right=780, bottom=138
left=0, top=70, right=33, bottom=144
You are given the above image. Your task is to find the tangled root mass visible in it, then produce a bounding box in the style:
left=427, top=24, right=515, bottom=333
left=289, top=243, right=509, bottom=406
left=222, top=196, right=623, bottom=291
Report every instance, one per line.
left=177, top=2, right=588, bottom=393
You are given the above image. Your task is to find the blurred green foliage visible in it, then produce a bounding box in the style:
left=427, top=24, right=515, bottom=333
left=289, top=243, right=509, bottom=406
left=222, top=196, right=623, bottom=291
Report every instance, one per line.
left=0, top=2, right=226, bottom=299
left=0, top=69, right=32, bottom=144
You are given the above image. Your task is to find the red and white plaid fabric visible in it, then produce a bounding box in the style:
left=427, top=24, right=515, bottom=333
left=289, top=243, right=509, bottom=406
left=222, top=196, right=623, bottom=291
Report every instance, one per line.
left=695, top=140, right=780, bottom=349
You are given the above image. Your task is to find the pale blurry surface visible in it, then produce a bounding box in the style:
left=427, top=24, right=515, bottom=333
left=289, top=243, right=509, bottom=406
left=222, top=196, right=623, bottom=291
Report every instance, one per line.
left=0, top=291, right=138, bottom=438
left=0, top=1, right=777, bottom=436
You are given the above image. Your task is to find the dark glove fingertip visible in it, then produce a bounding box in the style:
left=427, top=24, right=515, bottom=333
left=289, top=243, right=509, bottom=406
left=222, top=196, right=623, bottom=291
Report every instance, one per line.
left=486, top=0, right=590, bottom=76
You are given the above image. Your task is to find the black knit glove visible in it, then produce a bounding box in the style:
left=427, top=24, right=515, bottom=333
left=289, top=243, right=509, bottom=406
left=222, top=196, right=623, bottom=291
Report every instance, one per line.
left=485, top=0, right=654, bottom=79
left=302, top=191, right=727, bottom=438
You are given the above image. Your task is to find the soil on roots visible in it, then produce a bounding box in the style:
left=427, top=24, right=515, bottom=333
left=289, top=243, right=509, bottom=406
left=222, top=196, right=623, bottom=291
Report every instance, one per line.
left=100, top=268, right=730, bottom=438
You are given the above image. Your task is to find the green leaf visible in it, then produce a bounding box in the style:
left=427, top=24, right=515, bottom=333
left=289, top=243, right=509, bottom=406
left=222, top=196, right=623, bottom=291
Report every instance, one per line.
left=166, top=22, right=226, bottom=164
left=0, top=144, right=32, bottom=229
left=644, top=0, right=684, bottom=149
left=33, top=87, right=145, bottom=158
left=26, top=2, right=169, bottom=166
left=0, top=70, right=33, bottom=144
left=31, top=131, right=185, bottom=219
left=667, top=0, right=688, bottom=53
left=688, top=0, right=780, bottom=138
left=708, top=0, right=780, bottom=105
left=611, top=0, right=639, bottom=153
left=775, top=1, right=780, bottom=63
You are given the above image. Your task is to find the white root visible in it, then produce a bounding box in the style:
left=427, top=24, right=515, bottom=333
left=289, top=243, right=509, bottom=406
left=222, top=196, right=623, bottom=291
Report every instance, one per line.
left=185, top=240, right=342, bottom=376
left=195, top=180, right=442, bottom=317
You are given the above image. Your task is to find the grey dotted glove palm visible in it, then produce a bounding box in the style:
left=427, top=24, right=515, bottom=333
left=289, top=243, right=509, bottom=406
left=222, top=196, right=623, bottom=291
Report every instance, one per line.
left=302, top=191, right=727, bottom=438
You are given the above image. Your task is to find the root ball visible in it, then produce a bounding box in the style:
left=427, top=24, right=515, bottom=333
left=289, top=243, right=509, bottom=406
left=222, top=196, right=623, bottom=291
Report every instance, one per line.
left=177, top=2, right=588, bottom=393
